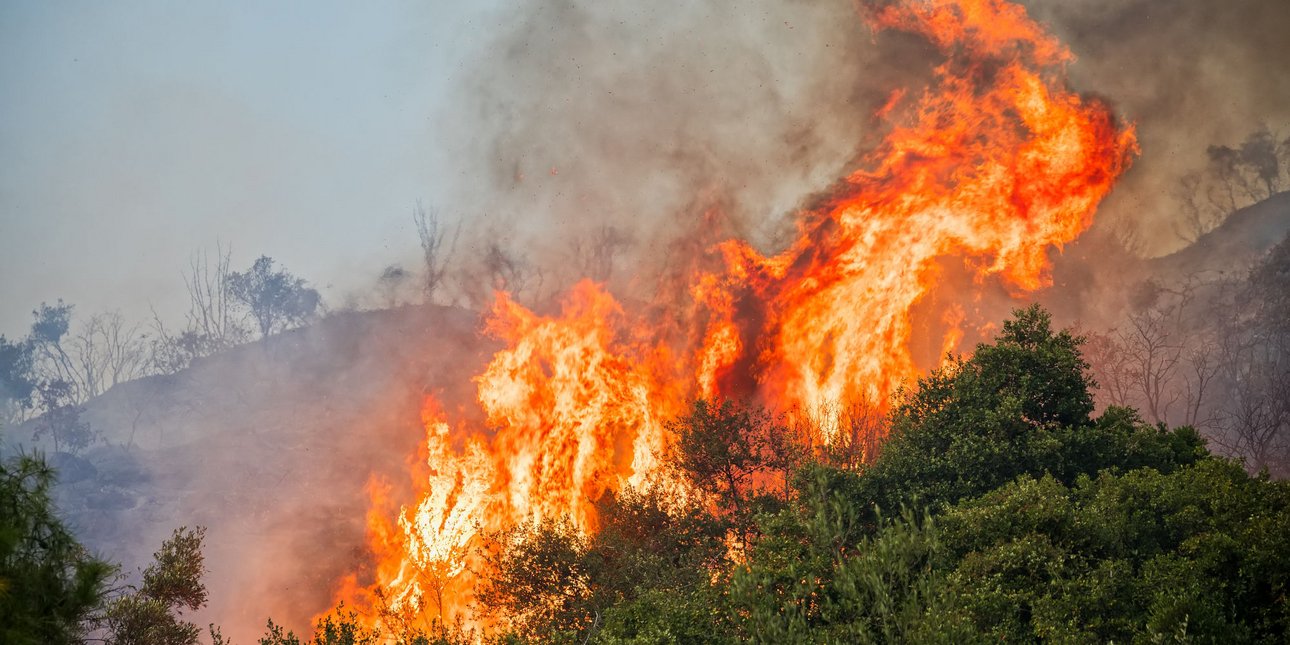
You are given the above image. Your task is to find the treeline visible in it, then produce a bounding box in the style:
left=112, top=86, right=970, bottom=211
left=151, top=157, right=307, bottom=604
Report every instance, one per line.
left=1172, top=126, right=1290, bottom=244
left=0, top=203, right=636, bottom=454
left=5, top=305, right=1287, bottom=643
left=0, top=252, right=321, bottom=451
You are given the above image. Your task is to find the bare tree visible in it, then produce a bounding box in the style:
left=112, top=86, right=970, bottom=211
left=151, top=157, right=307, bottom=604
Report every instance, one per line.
left=413, top=203, right=460, bottom=303
left=1211, top=305, right=1289, bottom=473
left=1174, top=172, right=1228, bottom=244
left=28, top=303, right=149, bottom=404
left=1082, top=330, right=1135, bottom=410
left=1179, top=337, right=1222, bottom=429
left=182, top=243, right=245, bottom=348
left=483, top=240, right=543, bottom=304
left=568, top=224, right=633, bottom=283
left=68, top=312, right=150, bottom=399
left=1209, top=238, right=1290, bottom=474
left=1120, top=307, right=1183, bottom=424
left=789, top=398, right=889, bottom=470
left=151, top=244, right=252, bottom=373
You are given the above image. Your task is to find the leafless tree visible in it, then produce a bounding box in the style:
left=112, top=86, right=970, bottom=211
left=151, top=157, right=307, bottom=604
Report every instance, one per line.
left=1174, top=172, right=1229, bottom=244
left=151, top=244, right=250, bottom=373
left=29, top=304, right=149, bottom=404
left=183, top=243, right=245, bottom=347
left=1208, top=241, right=1290, bottom=474
left=568, top=224, right=633, bottom=283
left=68, top=312, right=151, bottom=399
left=1082, top=330, right=1135, bottom=410
left=1179, top=337, right=1222, bottom=429
left=1117, top=299, right=1185, bottom=425
left=485, top=241, right=543, bottom=304
left=414, top=203, right=460, bottom=303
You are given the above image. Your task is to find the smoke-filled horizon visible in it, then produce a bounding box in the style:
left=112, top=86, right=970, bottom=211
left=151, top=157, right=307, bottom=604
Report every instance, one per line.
left=3, top=0, right=1289, bottom=340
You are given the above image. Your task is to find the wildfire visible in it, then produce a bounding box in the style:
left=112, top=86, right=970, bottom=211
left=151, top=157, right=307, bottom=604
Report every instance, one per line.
left=336, top=0, right=1136, bottom=633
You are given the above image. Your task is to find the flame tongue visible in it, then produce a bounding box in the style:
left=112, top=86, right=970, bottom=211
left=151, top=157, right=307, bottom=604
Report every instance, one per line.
left=344, top=0, right=1137, bottom=630
left=705, top=0, right=1137, bottom=411
left=476, top=281, right=676, bottom=532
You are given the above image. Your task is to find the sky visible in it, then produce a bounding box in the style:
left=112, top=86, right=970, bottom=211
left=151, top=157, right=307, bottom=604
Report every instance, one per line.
left=0, top=1, right=505, bottom=337
left=3, top=0, right=1289, bottom=340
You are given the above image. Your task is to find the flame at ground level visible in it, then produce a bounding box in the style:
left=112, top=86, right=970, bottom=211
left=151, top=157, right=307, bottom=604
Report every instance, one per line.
left=333, top=0, right=1136, bottom=633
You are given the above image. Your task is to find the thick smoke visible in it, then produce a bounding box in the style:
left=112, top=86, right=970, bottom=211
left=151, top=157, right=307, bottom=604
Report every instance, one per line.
left=427, top=0, right=939, bottom=307
left=1025, top=0, right=1290, bottom=254
left=429, top=0, right=1290, bottom=292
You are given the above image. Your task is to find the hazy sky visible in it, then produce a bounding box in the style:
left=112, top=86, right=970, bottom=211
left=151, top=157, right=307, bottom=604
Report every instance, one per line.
left=0, top=1, right=504, bottom=337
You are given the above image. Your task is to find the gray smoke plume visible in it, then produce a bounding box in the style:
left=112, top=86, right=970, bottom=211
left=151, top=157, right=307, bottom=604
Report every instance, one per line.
left=427, top=0, right=1289, bottom=276
left=1024, top=0, right=1290, bottom=254
left=426, top=0, right=942, bottom=306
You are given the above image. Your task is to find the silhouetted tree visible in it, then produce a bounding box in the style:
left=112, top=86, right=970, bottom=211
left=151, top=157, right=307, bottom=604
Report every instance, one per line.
left=0, top=335, right=36, bottom=425
left=1176, top=126, right=1290, bottom=243
left=152, top=244, right=250, bottom=372
left=413, top=203, right=459, bottom=304
left=225, top=256, right=321, bottom=339
left=377, top=264, right=411, bottom=308
left=30, top=380, right=93, bottom=454
left=568, top=224, right=632, bottom=283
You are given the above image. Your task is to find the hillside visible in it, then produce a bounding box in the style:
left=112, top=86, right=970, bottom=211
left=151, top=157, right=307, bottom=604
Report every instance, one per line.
left=5, top=303, right=492, bottom=641
left=1150, top=191, right=1290, bottom=278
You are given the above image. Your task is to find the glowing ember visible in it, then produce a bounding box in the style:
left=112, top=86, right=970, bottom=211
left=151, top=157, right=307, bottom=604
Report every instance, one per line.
left=337, top=0, right=1136, bottom=632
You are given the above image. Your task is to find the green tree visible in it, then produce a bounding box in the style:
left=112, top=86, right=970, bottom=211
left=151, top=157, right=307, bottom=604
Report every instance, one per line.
left=668, top=400, right=803, bottom=549
left=929, top=459, right=1290, bottom=641
left=476, top=488, right=731, bottom=644
left=256, top=601, right=468, bottom=645
left=97, top=527, right=209, bottom=645
left=0, top=453, right=114, bottom=645
left=729, top=465, right=976, bottom=644
left=478, top=518, right=595, bottom=643
left=724, top=306, right=1221, bottom=642
left=865, top=305, right=1203, bottom=514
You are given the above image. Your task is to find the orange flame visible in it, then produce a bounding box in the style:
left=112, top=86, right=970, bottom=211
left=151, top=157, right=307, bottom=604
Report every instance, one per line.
left=335, top=0, right=1136, bottom=633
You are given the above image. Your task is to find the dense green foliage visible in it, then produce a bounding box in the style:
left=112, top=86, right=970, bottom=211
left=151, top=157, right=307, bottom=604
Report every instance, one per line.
left=0, top=453, right=113, bottom=644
